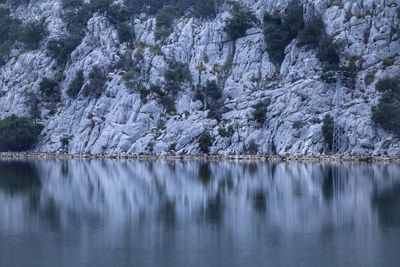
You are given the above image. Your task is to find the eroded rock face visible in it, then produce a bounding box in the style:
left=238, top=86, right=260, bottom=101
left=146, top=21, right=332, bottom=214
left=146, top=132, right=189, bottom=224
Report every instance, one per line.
left=0, top=0, right=399, bottom=156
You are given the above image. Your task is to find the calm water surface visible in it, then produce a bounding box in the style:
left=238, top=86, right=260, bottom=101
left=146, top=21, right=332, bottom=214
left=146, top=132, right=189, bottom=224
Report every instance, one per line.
left=0, top=160, right=400, bottom=267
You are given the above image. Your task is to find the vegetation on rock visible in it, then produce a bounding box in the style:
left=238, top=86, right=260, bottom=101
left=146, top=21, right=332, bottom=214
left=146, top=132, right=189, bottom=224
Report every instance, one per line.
left=82, top=66, right=107, bottom=98
left=262, top=0, right=304, bottom=64
left=198, top=130, right=213, bottom=154
left=195, top=80, right=223, bottom=120
left=225, top=3, right=257, bottom=40
left=67, top=70, right=85, bottom=98
left=252, top=101, right=268, bottom=125
left=372, top=77, right=400, bottom=133
left=0, top=115, right=43, bottom=152
left=0, top=7, right=47, bottom=65
left=39, top=78, right=60, bottom=102
left=322, top=114, right=334, bottom=151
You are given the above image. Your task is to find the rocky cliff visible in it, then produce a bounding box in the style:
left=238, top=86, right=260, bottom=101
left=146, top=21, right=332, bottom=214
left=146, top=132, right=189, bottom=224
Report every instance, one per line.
left=0, top=0, right=399, bottom=156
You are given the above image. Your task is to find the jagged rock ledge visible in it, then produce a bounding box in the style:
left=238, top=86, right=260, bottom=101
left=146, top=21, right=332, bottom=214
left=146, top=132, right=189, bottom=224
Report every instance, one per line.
left=0, top=152, right=399, bottom=163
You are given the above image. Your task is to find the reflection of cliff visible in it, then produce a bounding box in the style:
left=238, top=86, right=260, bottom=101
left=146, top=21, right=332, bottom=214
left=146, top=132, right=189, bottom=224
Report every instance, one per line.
left=373, top=185, right=400, bottom=227
left=0, top=161, right=41, bottom=195
left=1, top=160, right=400, bottom=233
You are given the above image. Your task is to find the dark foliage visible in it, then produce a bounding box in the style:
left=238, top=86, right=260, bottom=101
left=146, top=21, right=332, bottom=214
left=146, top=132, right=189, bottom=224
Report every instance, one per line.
left=372, top=77, right=400, bottom=133
left=155, top=5, right=179, bottom=41
left=195, top=80, right=223, bottom=120
left=0, top=7, right=47, bottom=64
left=316, top=34, right=340, bottom=66
left=164, top=60, right=191, bottom=95
left=0, top=115, right=43, bottom=152
left=47, top=34, right=82, bottom=65
left=39, top=78, right=60, bottom=102
left=151, top=85, right=176, bottom=114
left=262, top=0, right=304, bottom=64
left=375, top=77, right=400, bottom=96
left=252, top=101, right=268, bottom=125
left=82, top=66, right=107, bottom=98
left=67, top=70, right=85, bottom=98
left=225, top=3, right=256, bottom=40
left=19, top=18, right=48, bottom=49
left=322, top=114, right=334, bottom=150
left=198, top=130, right=213, bottom=154
left=193, top=0, right=216, bottom=18
left=117, top=22, right=135, bottom=44
left=297, top=16, right=324, bottom=48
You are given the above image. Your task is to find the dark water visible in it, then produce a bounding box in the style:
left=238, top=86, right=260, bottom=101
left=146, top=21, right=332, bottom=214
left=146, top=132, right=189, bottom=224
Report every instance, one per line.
left=1, top=160, right=400, bottom=267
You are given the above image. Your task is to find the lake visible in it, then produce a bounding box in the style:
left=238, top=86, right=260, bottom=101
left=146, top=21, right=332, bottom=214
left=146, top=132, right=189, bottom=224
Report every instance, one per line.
left=0, top=160, right=400, bottom=267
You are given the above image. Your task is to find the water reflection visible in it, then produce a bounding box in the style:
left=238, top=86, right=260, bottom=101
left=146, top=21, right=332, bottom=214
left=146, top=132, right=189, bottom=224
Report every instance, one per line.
left=0, top=160, right=399, bottom=231
left=0, top=161, right=41, bottom=195
left=1, top=160, right=400, bottom=267
left=373, top=185, right=400, bottom=227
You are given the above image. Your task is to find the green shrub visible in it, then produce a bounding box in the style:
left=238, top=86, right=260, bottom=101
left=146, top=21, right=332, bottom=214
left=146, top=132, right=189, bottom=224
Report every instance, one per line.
left=124, top=0, right=189, bottom=15
left=60, top=135, right=69, bottom=147
left=88, top=0, right=113, bottom=14
left=62, top=0, right=83, bottom=9
left=82, top=66, right=107, bottom=98
left=193, top=0, right=216, bottom=18
left=294, top=13, right=341, bottom=69
left=372, top=94, right=400, bottom=133
left=26, top=94, right=40, bottom=123
left=198, top=130, right=213, bottom=154
left=104, top=4, right=136, bottom=44
left=67, top=70, right=85, bottom=98
left=292, top=120, right=306, bottom=129
left=218, top=125, right=234, bottom=138
left=375, top=77, right=400, bottom=96
left=262, top=0, right=304, bottom=64
left=322, top=114, right=334, bottom=150
left=323, top=56, right=359, bottom=89
left=246, top=140, right=259, bottom=155
left=195, top=80, right=223, bottom=120
left=117, top=22, right=135, bottom=44
left=155, top=5, right=179, bottom=41
left=263, top=14, right=289, bottom=64
left=63, top=3, right=92, bottom=36
left=138, top=86, right=149, bottom=103
left=297, top=16, right=324, bottom=48
left=225, top=3, right=256, bottom=40
left=39, top=78, right=60, bottom=101
left=105, top=3, right=130, bottom=25
left=203, top=80, right=222, bottom=99
left=372, top=77, right=400, bottom=133
left=0, top=115, right=43, bottom=152
left=159, top=95, right=176, bottom=114
left=284, top=0, right=305, bottom=34
left=252, top=101, right=268, bottom=125
left=60, top=134, right=72, bottom=151
left=164, top=60, right=191, bottom=95
left=316, top=34, right=340, bottom=66
left=0, top=41, right=12, bottom=66
left=0, top=7, right=21, bottom=65
left=151, top=85, right=176, bottom=114
left=19, top=18, right=48, bottom=49
left=47, top=34, right=82, bottom=65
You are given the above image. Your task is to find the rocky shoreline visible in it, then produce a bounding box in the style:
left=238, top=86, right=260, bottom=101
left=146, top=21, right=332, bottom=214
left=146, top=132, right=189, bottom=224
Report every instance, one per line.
left=0, top=152, right=399, bottom=163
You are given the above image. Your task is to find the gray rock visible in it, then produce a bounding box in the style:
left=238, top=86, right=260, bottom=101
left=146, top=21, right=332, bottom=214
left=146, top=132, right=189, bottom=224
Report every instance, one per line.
left=0, top=0, right=399, bottom=156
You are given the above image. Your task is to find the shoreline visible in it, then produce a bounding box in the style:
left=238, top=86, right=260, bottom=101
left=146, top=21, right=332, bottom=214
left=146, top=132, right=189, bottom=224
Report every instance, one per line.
left=0, top=152, right=399, bottom=163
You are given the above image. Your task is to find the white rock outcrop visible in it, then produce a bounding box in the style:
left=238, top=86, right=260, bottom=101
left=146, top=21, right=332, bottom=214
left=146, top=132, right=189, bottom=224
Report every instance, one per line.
left=0, top=0, right=399, bottom=156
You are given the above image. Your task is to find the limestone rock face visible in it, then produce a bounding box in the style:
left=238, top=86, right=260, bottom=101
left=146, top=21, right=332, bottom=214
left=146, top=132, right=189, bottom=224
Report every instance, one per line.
left=0, top=0, right=399, bottom=156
